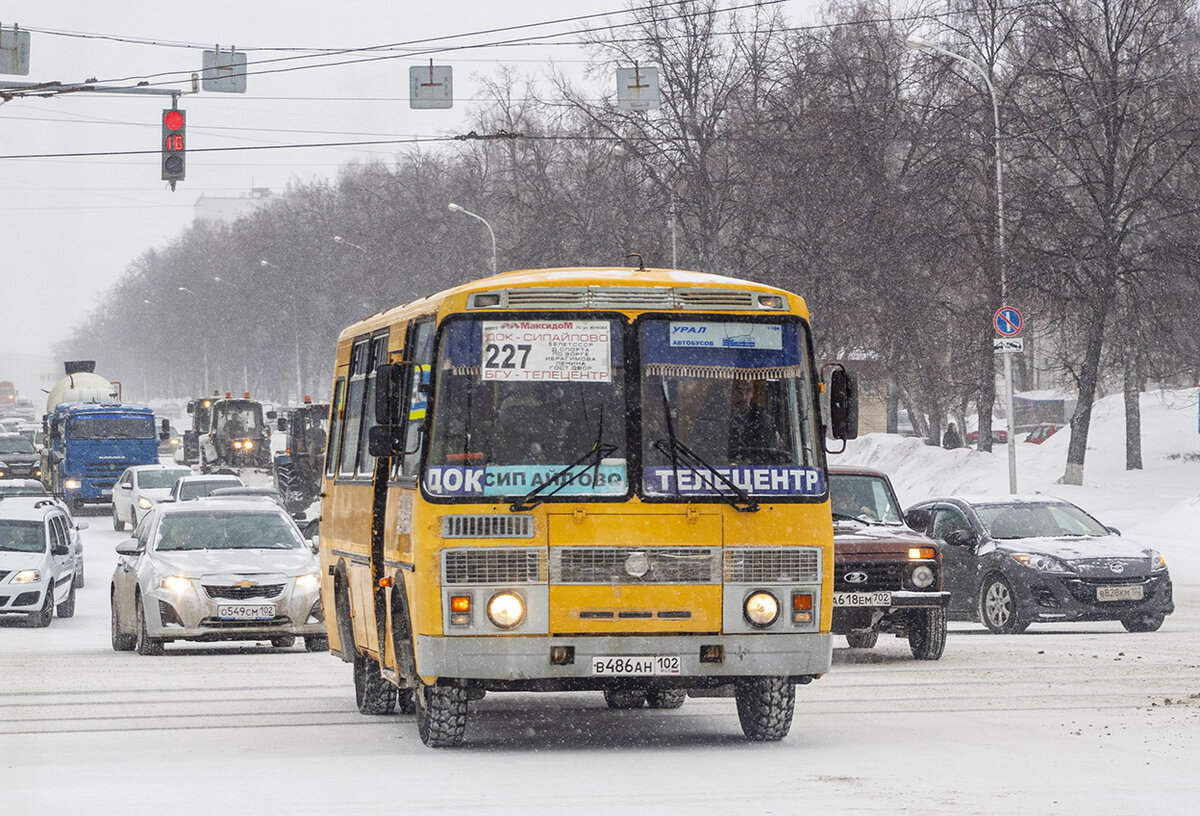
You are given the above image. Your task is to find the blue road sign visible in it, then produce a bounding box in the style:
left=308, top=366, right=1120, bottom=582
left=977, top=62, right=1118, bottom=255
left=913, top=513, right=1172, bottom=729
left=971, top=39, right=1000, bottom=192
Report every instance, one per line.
left=994, top=307, right=1023, bottom=337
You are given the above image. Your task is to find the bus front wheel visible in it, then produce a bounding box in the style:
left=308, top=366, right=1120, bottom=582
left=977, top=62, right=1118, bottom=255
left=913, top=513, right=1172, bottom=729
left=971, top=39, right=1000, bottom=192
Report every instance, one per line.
left=735, top=677, right=794, bottom=742
left=416, top=680, right=467, bottom=748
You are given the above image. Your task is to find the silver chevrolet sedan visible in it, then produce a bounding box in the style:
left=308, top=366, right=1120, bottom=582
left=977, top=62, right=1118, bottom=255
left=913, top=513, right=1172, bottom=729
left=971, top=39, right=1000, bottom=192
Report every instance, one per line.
left=110, top=498, right=326, bottom=655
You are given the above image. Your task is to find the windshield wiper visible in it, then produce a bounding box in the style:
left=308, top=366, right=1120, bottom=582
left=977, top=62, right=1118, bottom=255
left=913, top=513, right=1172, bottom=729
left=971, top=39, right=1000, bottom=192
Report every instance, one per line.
left=508, top=441, right=618, bottom=512
left=651, top=437, right=760, bottom=513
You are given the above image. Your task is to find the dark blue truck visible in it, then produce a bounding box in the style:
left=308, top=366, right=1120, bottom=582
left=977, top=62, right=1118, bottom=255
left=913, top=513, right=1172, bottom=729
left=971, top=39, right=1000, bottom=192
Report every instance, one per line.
left=42, top=403, right=164, bottom=509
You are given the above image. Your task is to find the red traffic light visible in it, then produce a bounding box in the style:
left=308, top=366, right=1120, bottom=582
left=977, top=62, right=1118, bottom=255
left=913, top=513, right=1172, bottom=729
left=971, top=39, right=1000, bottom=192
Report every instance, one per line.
left=163, top=109, right=185, bottom=131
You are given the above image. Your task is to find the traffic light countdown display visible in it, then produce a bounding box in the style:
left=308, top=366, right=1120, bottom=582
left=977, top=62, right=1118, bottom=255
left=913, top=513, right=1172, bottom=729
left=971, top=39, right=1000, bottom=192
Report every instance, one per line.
left=161, top=108, right=186, bottom=183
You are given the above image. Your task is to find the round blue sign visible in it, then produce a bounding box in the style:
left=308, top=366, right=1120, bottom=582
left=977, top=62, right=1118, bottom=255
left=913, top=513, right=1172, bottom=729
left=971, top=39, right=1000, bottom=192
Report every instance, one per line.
left=994, top=307, right=1023, bottom=337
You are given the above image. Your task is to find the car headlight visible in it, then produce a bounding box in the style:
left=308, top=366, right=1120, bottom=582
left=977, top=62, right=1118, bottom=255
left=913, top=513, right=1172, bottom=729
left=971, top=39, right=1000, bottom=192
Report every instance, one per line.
left=64, top=479, right=81, bottom=490
left=295, top=572, right=320, bottom=591
left=486, top=592, right=525, bottom=629
left=910, top=564, right=936, bottom=588
left=244, top=440, right=254, bottom=450
left=137, top=497, right=154, bottom=510
left=1148, top=550, right=1167, bottom=571
left=233, top=441, right=243, bottom=449
left=744, top=590, right=780, bottom=627
left=160, top=575, right=192, bottom=593
left=1011, top=553, right=1071, bottom=573
left=13, top=569, right=41, bottom=583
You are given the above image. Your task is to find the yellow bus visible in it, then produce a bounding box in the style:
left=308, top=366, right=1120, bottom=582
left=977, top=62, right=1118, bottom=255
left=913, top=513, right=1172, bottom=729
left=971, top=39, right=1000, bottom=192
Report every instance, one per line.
left=317, top=265, right=857, bottom=746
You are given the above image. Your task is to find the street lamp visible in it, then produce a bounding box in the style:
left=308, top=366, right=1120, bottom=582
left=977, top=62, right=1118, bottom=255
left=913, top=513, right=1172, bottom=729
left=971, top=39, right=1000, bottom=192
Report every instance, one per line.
left=332, top=235, right=367, bottom=254
left=906, top=33, right=1017, bottom=494
left=176, top=287, right=210, bottom=394
left=259, top=259, right=305, bottom=405
left=448, top=202, right=498, bottom=275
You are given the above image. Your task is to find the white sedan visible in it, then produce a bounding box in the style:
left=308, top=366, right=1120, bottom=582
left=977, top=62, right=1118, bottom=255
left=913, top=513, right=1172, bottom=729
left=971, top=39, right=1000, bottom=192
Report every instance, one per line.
left=111, top=465, right=192, bottom=530
left=110, top=498, right=326, bottom=655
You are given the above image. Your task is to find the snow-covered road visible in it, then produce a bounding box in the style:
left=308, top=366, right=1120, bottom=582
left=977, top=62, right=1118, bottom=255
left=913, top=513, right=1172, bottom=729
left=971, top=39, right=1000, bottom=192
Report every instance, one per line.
left=4, top=516, right=1197, bottom=815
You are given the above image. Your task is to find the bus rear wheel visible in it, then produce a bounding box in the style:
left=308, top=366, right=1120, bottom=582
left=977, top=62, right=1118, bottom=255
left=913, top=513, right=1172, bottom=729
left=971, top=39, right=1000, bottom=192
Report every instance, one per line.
left=353, top=654, right=397, bottom=715
left=416, top=680, right=467, bottom=748
left=735, top=677, right=794, bottom=742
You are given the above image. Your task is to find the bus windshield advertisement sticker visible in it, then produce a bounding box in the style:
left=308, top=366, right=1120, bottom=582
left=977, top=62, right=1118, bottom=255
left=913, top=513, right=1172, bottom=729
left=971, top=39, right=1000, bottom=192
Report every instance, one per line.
left=643, top=465, right=825, bottom=497
left=426, top=464, right=627, bottom=497
left=480, top=320, right=611, bottom=382
left=668, top=322, right=783, bottom=350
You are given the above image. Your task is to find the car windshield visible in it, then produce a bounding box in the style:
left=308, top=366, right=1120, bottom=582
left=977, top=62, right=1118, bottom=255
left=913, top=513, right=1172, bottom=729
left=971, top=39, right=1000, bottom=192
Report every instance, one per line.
left=0, top=482, right=47, bottom=497
left=137, top=469, right=191, bottom=489
left=0, top=436, right=36, bottom=455
left=639, top=317, right=823, bottom=501
left=425, top=317, right=628, bottom=501
left=215, top=404, right=263, bottom=434
left=69, top=417, right=156, bottom=440
left=976, top=502, right=1110, bottom=539
left=178, top=479, right=242, bottom=500
left=829, top=474, right=903, bottom=524
left=154, top=511, right=304, bottom=551
left=0, top=519, right=45, bottom=552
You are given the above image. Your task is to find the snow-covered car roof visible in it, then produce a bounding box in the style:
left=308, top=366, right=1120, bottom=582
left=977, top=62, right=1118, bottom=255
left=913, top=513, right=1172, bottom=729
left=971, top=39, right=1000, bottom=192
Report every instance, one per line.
left=0, top=497, right=68, bottom=522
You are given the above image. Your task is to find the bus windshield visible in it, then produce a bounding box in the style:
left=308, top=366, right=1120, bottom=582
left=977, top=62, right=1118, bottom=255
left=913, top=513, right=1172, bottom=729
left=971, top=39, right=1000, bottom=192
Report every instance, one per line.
left=425, top=317, right=627, bottom=500
left=639, top=317, right=824, bottom=500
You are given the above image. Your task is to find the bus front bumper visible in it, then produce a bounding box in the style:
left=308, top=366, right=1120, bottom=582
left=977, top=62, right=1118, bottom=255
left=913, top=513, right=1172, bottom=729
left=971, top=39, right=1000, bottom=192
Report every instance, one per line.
left=416, top=632, right=832, bottom=683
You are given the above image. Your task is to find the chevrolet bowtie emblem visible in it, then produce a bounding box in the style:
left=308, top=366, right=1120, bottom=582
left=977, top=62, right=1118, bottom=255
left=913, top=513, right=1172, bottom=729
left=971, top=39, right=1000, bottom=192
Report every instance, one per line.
left=235, top=580, right=257, bottom=587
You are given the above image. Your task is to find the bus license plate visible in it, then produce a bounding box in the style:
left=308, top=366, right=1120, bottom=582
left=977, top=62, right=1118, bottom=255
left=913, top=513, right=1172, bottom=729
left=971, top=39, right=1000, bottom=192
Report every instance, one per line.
left=217, top=603, right=275, bottom=620
left=1096, top=585, right=1144, bottom=602
left=591, top=655, right=681, bottom=676
left=833, top=591, right=892, bottom=607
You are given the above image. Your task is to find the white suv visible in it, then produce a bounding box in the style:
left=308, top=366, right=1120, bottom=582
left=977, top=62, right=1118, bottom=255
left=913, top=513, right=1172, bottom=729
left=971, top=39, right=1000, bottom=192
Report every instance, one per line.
left=112, top=465, right=192, bottom=531
left=0, top=497, right=80, bottom=626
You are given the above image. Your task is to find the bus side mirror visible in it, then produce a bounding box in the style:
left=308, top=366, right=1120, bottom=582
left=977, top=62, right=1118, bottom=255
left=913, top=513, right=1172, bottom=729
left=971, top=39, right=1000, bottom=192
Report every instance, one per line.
left=825, top=364, right=859, bottom=443
left=277, top=417, right=287, bottom=432
left=367, top=425, right=405, bottom=458
left=266, top=411, right=277, bottom=420
left=186, top=401, right=195, bottom=414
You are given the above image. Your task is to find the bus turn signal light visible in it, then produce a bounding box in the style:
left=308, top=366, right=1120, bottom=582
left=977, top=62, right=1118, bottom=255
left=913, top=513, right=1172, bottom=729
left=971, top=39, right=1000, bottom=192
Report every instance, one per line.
left=792, top=592, right=813, bottom=624
left=450, top=595, right=471, bottom=626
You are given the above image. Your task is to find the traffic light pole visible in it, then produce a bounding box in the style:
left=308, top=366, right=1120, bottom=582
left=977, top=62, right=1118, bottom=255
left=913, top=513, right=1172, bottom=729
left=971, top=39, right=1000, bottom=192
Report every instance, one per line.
left=0, top=80, right=187, bottom=100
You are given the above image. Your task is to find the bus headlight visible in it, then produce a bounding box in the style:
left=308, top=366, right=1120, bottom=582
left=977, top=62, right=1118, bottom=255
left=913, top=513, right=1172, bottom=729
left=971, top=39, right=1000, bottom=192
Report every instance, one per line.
left=744, top=591, right=780, bottom=627
left=486, top=592, right=525, bottom=629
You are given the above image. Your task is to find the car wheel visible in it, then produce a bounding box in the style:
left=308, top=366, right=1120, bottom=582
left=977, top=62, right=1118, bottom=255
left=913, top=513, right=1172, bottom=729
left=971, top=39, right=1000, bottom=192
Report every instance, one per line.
left=270, top=634, right=297, bottom=648
left=304, top=635, right=329, bottom=652
left=415, top=680, right=468, bottom=748
left=979, top=574, right=1028, bottom=634
left=603, top=689, right=647, bottom=709
left=353, top=654, right=397, bottom=715
left=130, top=507, right=138, bottom=528
left=112, top=506, right=126, bottom=532
left=845, top=630, right=879, bottom=649
left=29, top=589, right=54, bottom=628
left=73, top=562, right=85, bottom=589
left=111, top=592, right=135, bottom=651
left=645, top=689, right=687, bottom=709
left=734, top=677, right=795, bottom=742
left=1121, top=612, right=1165, bottom=633
left=908, top=608, right=947, bottom=660
left=56, top=582, right=77, bottom=618
left=135, top=597, right=164, bottom=656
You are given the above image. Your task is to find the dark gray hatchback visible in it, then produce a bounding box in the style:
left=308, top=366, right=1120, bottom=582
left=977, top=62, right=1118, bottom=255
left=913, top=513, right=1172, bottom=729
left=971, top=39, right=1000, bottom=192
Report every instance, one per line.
left=905, top=496, right=1174, bottom=633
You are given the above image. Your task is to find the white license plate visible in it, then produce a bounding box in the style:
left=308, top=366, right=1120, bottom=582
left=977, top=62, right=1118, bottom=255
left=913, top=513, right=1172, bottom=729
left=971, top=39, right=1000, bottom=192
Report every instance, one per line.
left=101, top=488, right=112, bottom=496
left=1096, top=585, right=1144, bottom=602
left=217, top=603, right=276, bottom=620
left=833, top=591, right=892, bottom=607
left=591, top=655, right=681, bottom=676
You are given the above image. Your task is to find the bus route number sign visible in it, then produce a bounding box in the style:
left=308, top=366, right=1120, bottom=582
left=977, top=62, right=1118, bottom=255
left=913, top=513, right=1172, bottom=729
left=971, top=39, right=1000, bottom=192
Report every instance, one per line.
left=481, top=320, right=611, bottom=382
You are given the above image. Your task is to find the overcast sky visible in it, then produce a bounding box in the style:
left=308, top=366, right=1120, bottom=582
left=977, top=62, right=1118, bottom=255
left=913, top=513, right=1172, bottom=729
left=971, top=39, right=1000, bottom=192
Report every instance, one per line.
left=1, top=1, right=823, bottom=359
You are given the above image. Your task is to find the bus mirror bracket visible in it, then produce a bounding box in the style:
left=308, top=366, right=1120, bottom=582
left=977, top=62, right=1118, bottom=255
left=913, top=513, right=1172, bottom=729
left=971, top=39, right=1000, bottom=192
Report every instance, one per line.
left=822, top=363, right=858, bottom=453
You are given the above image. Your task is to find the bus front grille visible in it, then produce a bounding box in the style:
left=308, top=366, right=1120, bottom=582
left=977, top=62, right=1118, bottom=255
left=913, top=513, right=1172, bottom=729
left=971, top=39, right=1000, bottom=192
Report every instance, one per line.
left=724, top=548, right=821, bottom=584
left=441, top=514, right=535, bottom=539
left=550, top=547, right=720, bottom=585
left=442, top=548, right=547, bottom=585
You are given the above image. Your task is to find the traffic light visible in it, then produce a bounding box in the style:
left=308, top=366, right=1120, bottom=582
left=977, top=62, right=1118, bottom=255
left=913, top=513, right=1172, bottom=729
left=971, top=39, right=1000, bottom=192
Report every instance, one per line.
left=161, top=108, right=186, bottom=184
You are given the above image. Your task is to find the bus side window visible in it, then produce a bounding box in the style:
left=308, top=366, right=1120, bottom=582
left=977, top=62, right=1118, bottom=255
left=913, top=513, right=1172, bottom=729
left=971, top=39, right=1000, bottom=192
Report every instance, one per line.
left=325, top=378, right=345, bottom=479
left=400, top=320, right=435, bottom=479
left=355, top=332, right=390, bottom=478
left=339, top=339, right=370, bottom=478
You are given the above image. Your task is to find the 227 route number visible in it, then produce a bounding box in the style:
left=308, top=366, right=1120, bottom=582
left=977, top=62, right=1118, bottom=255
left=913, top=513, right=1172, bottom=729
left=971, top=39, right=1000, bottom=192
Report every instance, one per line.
left=484, top=343, right=532, bottom=370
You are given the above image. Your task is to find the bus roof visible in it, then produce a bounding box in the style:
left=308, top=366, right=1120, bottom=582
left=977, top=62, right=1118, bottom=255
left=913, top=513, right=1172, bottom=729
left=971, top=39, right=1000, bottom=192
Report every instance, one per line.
left=338, top=266, right=807, bottom=344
